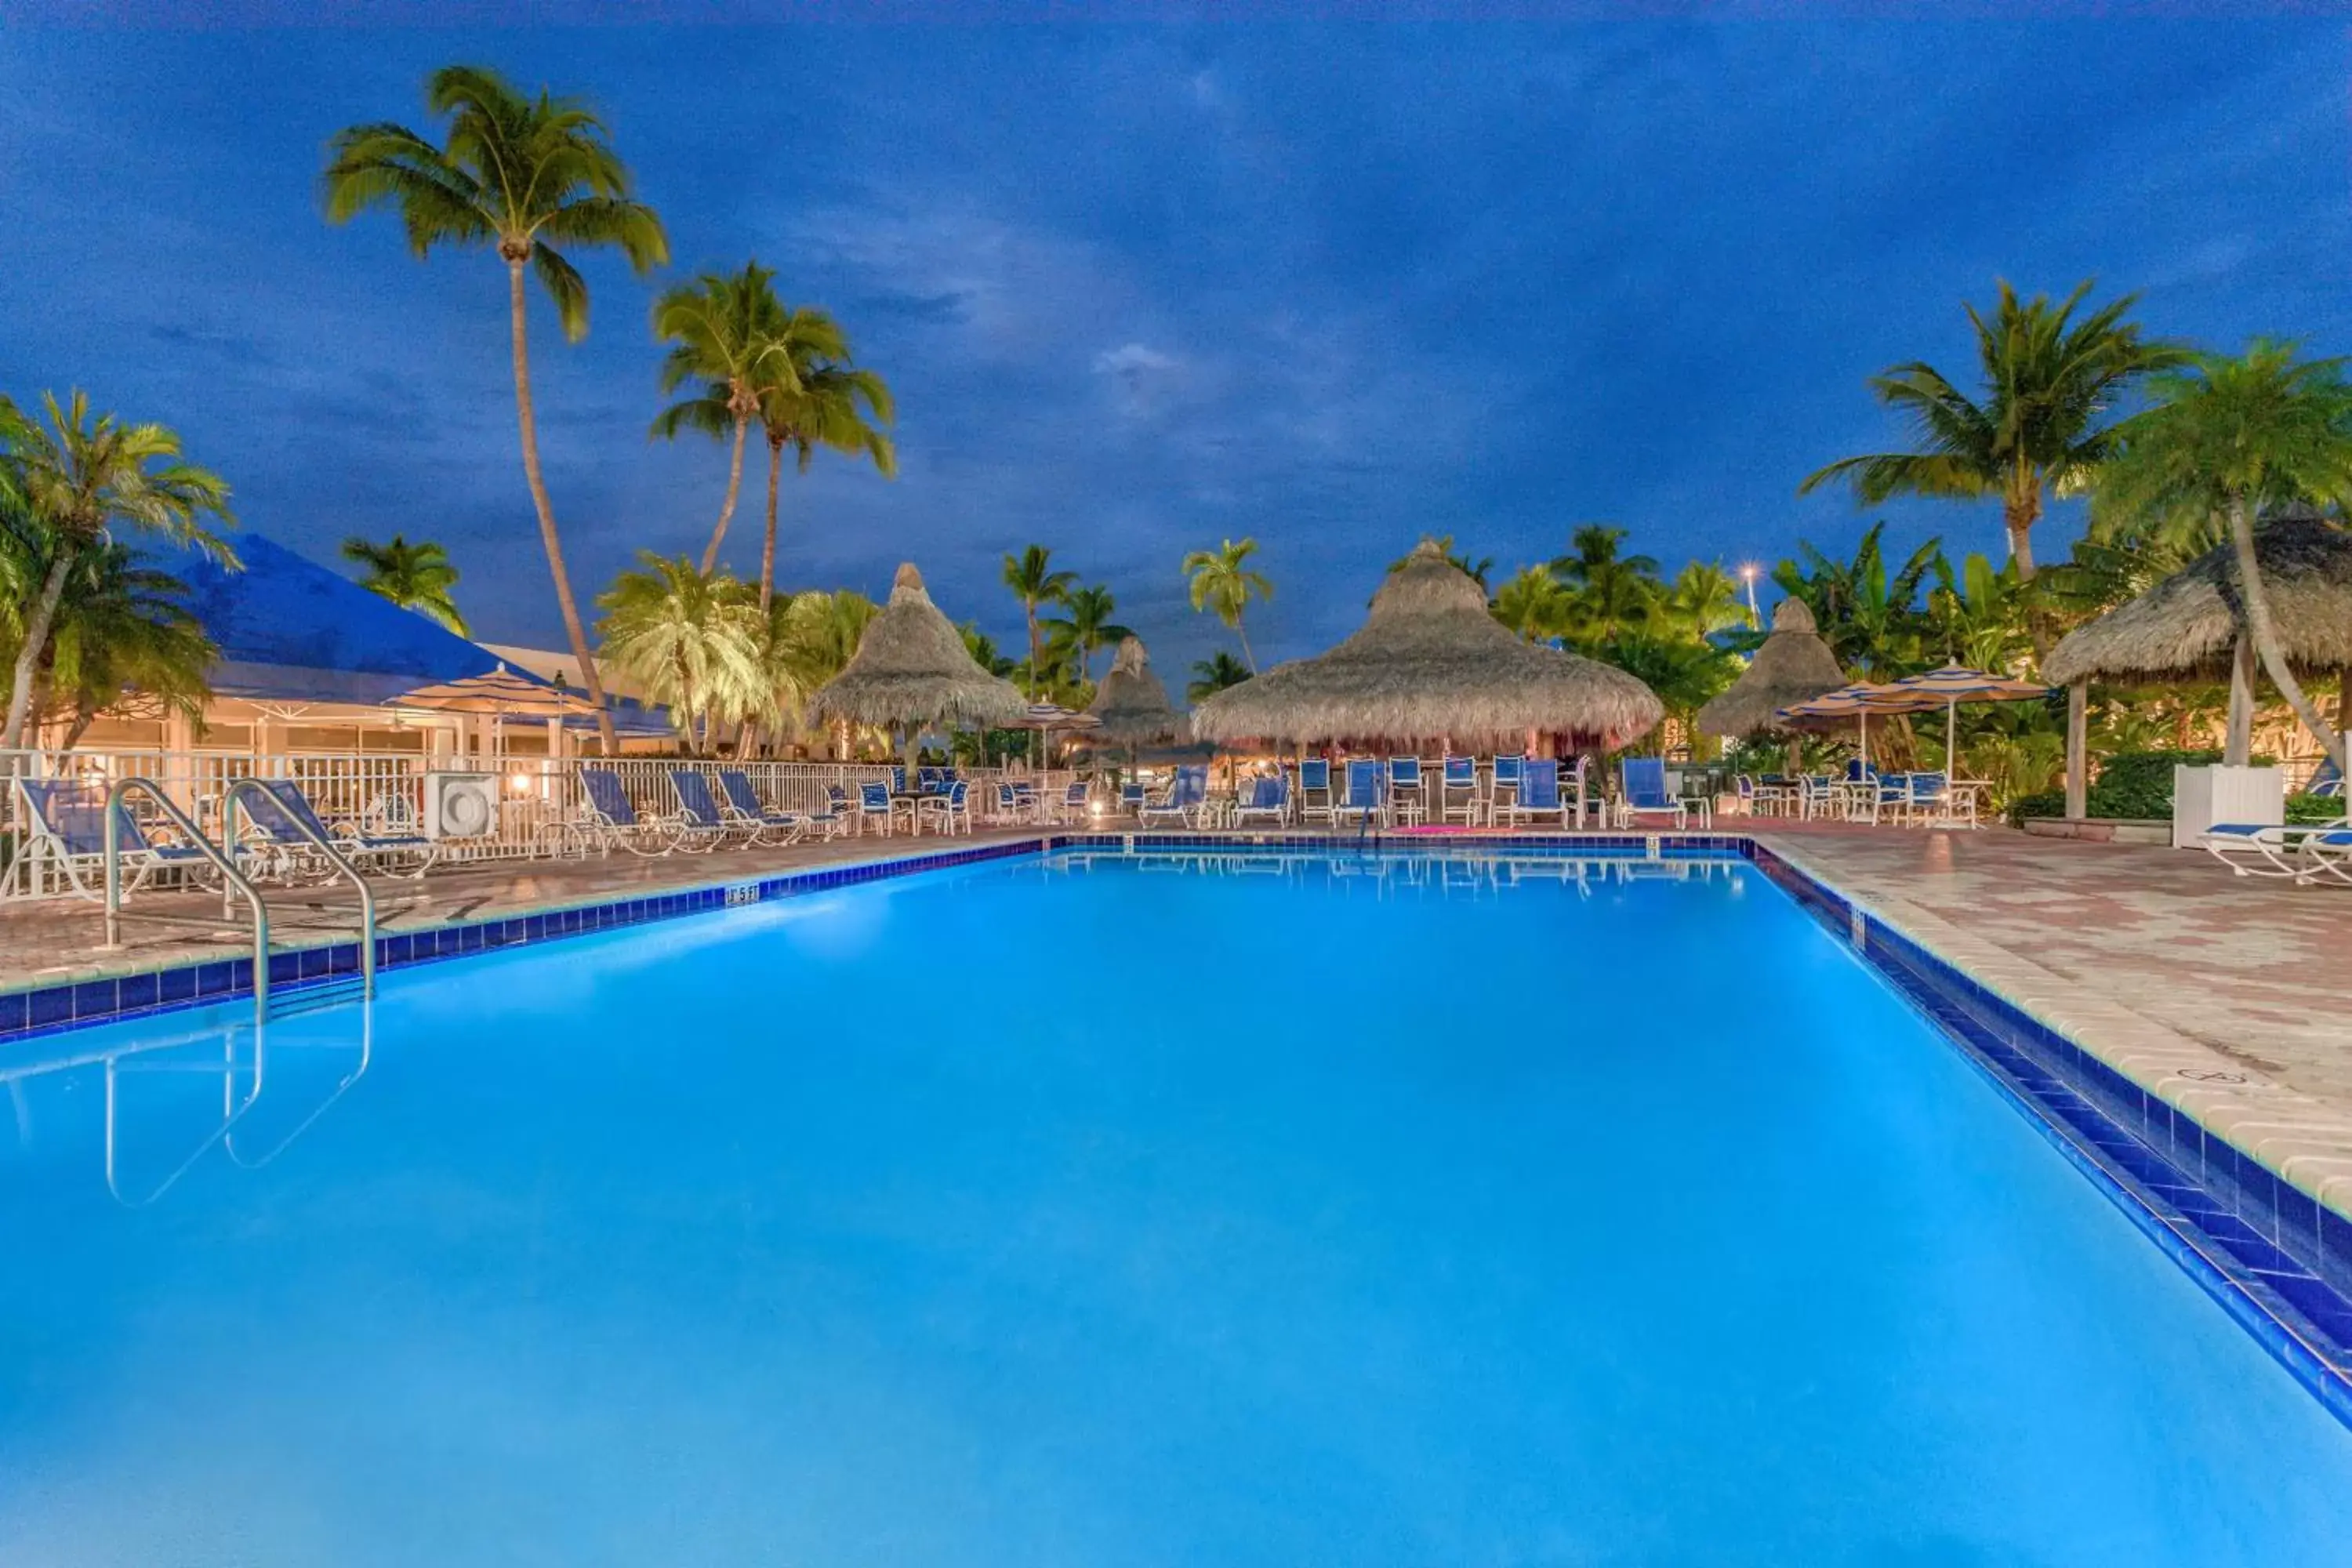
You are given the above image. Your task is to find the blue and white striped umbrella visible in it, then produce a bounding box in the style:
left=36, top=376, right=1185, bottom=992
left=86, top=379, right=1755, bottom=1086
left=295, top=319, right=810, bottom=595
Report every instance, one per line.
left=1884, top=665, right=2050, bottom=773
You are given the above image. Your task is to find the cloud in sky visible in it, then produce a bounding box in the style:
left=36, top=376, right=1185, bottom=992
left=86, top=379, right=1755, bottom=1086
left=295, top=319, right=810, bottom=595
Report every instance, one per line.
left=0, top=19, right=2347, bottom=676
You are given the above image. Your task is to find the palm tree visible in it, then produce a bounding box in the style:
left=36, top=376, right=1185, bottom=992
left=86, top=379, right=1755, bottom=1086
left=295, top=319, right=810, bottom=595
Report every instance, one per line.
left=1552, top=524, right=1660, bottom=648
left=1662, top=562, right=1747, bottom=640
left=2097, top=341, right=2352, bottom=771
left=1181, top=538, right=1272, bottom=671
left=340, top=533, right=468, bottom=633
left=1490, top=564, right=1568, bottom=642
left=780, top=588, right=880, bottom=758
left=33, top=543, right=216, bottom=750
left=750, top=352, right=894, bottom=613
left=1388, top=535, right=1492, bottom=588
left=323, top=64, right=669, bottom=752
left=651, top=261, right=797, bottom=572
left=1002, top=545, right=1076, bottom=695
left=1798, top=279, right=2185, bottom=581
left=1187, top=650, right=1252, bottom=703
left=0, top=391, right=235, bottom=749
left=1041, top=583, right=1134, bottom=685
left=594, top=554, right=763, bottom=753
left=1770, top=521, right=1943, bottom=678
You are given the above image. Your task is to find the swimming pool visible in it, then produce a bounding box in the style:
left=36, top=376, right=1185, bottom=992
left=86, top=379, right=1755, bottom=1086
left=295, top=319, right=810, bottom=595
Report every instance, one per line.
left=4, top=846, right=2350, bottom=1565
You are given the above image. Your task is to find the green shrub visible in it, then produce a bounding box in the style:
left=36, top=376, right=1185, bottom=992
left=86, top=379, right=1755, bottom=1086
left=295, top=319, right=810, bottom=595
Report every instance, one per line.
left=2009, top=789, right=2065, bottom=825
left=2287, top=792, right=2344, bottom=826
left=2005, top=750, right=2271, bottom=826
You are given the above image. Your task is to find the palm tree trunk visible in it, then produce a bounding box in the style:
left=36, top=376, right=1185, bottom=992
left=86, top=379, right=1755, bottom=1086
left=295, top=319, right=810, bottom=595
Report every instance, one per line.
left=2225, top=635, right=2256, bottom=766
left=759, top=434, right=783, bottom=615
left=1235, top=613, right=1257, bottom=673
left=509, top=260, right=618, bottom=754
left=2229, top=494, right=2342, bottom=766
left=1025, top=608, right=1041, bottom=696
left=2003, top=499, right=2038, bottom=582
left=699, top=411, right=751, bottom=575
left=1, top=550, right=75, bottom=750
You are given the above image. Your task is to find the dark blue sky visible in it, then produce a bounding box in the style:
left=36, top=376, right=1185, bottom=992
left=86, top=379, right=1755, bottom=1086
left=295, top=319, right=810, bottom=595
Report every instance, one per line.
left=2, top=17, right=2347, bottom=671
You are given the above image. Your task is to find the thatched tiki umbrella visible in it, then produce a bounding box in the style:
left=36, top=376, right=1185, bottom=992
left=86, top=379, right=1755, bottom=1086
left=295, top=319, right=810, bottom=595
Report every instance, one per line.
left=2044, top=514, right=2352, bottom=814
left=1695, top=597, right=1846, bottom=768
left=1086, top=636, right=1186, bottom=746
left=1192, top=538, right=1663, bottom=752
left=811, top=563, right=1029, bottom=778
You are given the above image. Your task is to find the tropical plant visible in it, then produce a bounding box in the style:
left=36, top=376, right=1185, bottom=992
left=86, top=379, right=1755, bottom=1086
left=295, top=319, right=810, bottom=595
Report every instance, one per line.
left=1770, top=522, right=1943, bottom=677
left=749, top=353, right=893, bottom=612
left=1181, top=538, right=1272, bottom=671
left=1002, top=545, right=1077, bottom=696
left=1551, top=524, right=1661, bottom=648
left=1596, top=631, right=1738, bottom=750
left=1490, top=564, right=1570, bottom=642
left=340, top=532, right=468, bottom=633
left=323, top=63, right=670, bottom=750
left=2096, top=341, right=2352, bottom=771
left=1924, top=552, right=2031, bottom=673
left=1187, top=650, right=1252, bottom=702
left=31, top=543, right=216, bottom=749
left=1040, top=583, right=1133, bottom=685
left=0, top=391, right=236, bottom=749
left=650, top=261, right=811, bottom=572
left=960, top=622, right=1019, bottom=680
left=1798, top=278, right=2185, bottom=580
left=775, top=588, right=879, bottom=757
left=594, top=554, right=763, bottom=753
left=1661, top=561, right=1747, bottom=640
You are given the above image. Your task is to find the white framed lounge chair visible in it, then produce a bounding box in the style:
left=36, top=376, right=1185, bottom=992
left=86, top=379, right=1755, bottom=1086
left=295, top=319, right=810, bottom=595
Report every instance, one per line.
left=237, top=779, right=440, bottom=879
left=715, top=770, right=812, bottom=847
left=2201, top=818, right=2349, bottom=879
left=1334, top=758, right=1385, bottom=829
left=1140, top=764, right=1208, bottom=829
left=1233, top=773, right=1289, bottom=829
left=1439, top=756, right=1481, bottom=826
left=16, top=778, right=215, bottom=899
left=1497, top=757, right=1573, bottom=829
left=1613, top=757, right=1687, bottom=829
left=1296, top=758, right=1334, bottom=826
left=2296, top=828, right=2352, bottom=886
left=577, top=768, right=682, bottom=856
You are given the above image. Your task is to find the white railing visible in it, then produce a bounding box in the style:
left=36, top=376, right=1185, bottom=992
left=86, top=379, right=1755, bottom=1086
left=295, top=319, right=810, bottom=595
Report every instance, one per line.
left=2, top=748, right=1081, bottom=901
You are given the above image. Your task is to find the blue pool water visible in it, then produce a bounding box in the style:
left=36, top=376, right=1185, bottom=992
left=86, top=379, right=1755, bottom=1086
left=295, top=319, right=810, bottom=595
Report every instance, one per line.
left=3, top=848, right=2350, bottom=1566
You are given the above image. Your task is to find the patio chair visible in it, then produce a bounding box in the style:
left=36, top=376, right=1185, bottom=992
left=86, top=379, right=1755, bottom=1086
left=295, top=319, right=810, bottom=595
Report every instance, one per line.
left=238, top=779, right=440, bottom=879
left=916, top=766, right=946, bottom=796
left=2201, top=818, right=2349, bottom=879
left=857, top=781, right=911, bottom=837
left=1297, top=757, right=1334, bottom=826
left=2307, top=757, right=2344, bottom=800
left=577, top=768, right=681, bottom=857
left=1140, top=764, right=1208, bottom=829
left=1497, top=757, right=1574, bottom=829
left=1233, top=773, right=1290, bottom=829
left=1488, top=756, right=1524, bottom=825
left=1335, top=758, right=1385, bottom=829
left=1614, top=757, right=1687, bottom=829
left=715, top=769, right=813, bottom=847
left=1797, top=775, right=1838, bottom=820
left=2296, top=828, right=2352, bottom=886
left=1440, top=755, right=1481, bottom=826
left=1054, top=779, right=1091, bottom=824
left=667, top=768, right=750, bottom=851
left=1118, top=781, right=1148, bottom=818
left=1386, top=756, right=1426, bottom=826
left=1563, top=755, right=1596, bottom=829
left=16, top=778, right=214, bottom=900
left=918, top=779, right=972, bottom=837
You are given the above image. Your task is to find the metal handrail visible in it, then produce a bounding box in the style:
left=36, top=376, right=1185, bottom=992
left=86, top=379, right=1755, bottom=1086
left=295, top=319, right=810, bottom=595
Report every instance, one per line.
left=104, top=776, right=274, bottom=1015
left=221, top=778, right=377, bottom=997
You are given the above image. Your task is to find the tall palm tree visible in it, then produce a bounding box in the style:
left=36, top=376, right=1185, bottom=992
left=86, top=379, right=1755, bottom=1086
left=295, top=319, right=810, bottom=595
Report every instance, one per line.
left=34, top=544, right=216, bottom=750
left=1662, top=561, right=1746, bottom=640
left=0, top=391, right=235, bottom=749
left=1798, top=279, right=2185, bottom=581
left=1551, top=524, right=1660, bottom=648
left=1181, top=538, right=1272, bottom=672
left=323, top=64, right=669, bottom=752
left=1002, top=545, right=1077, bottom=695
left=1490, top=564, right=1568, bottom=643
left=340, top=533, right=469, bottom=633
left=1040, top=583, right=1134, bottom=685
left=2098, top=341, right=2352, bottom=771
left=750, top=352, right=894, bottom=613
left=1187, top=651, right=1252, bottom=702
left=649, top=266, right=860, bottom=575
left=594, top=554, right=763, bottom=754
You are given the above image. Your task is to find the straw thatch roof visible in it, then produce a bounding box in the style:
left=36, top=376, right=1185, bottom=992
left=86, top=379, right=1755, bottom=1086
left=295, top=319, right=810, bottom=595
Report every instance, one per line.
left=1084, top=635, right=1186, bottom=744
left=2044, top=514, right=2352, bottom=685
left=1695, top=597, right=1848, bottom=738
left=1190, top=539, right=1664, bottom=749
left=810, top=563, right=1029, bottom=730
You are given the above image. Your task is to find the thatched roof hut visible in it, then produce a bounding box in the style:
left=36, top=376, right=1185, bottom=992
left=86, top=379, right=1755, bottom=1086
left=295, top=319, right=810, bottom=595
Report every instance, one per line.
left=1191, top=538, right=1664, bottom=749
left=1084, top=635, right=1186, bottom=744
left=810, top=563, right=1029, bottom=732
left=2044, top=514, right=2352, bottom=685
left=1695, top=597, right=1847, bottom=739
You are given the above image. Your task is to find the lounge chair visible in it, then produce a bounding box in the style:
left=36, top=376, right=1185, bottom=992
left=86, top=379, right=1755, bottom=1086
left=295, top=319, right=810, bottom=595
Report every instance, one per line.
left=1563, top=755, right=1595, bottom=829
left=716, top=769, right=813, bottom=847
left=238, top=778, right=439, bottom=878
left=16, top=778, right=214, bottom=899
left=1119, top=781, right=1147, bottom=818
left=1140, top=764, right=1208, bottom=829
left=576, top=768, right=681, bottom=856
left=1613, top=757, right=1688, bottom=829
left=918, top=779, right=972, bottom=836
left=1497, top=757, right=1573, bottom=829
left=666, top=768, right=750, bottom=851
left=1439, top=755, right=1481, bottom=826
left=1386, top=757, right=1426, bottom=826
left=2201, top=818, right=2350, bottom=879
left=2307, top=757, right=2344, bottom=800
left=1234, top=773, right=1290, bottom=829
left=1297, top=758, right=1334, bottom=826
left=2296, top=828, right=2352, bottom=886
left=1335, top=758, right=1385, bottom=829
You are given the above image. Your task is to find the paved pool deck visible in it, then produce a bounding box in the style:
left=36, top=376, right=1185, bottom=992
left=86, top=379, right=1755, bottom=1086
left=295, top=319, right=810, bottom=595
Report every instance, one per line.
left=3, top=821, right=2349, bottom=1216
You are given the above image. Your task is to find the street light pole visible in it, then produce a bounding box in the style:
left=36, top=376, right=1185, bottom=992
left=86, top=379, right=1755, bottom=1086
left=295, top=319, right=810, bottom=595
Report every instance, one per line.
left=1739, top=563, right=1762, bottom=630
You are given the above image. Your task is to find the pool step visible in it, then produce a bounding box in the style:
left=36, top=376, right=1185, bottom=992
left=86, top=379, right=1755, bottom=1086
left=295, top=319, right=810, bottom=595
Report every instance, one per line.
left=263, top=976, right=369, bottom=1023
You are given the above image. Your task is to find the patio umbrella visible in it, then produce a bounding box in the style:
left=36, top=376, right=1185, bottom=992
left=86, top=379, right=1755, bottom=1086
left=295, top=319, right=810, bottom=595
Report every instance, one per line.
left=811, top=563, right=1030, bottom=777
left=1774, top=682, right=1940, bottom=768
left=384, top=664, right=601, bottom=719
left=1880, top=663, right=2050, bottom=774
left=1192, top=537, right=1662, bottom=750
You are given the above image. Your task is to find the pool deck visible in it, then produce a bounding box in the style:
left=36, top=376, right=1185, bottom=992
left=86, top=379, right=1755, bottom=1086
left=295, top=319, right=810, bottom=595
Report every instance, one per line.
left=4, top=821, right=2349, bottom=1216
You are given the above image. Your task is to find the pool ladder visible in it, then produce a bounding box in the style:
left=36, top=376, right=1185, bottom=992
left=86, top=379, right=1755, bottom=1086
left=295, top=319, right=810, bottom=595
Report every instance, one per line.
left=100, top=777, right=377, bottom=1018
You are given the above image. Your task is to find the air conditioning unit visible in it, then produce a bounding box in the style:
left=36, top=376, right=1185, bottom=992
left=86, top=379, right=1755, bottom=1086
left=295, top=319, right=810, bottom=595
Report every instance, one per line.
left=424, top=771, right=500, bottom=840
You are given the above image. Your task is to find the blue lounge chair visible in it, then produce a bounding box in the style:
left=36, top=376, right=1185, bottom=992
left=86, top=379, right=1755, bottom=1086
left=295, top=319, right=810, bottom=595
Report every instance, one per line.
left=2308, top=757, right=2344, bottom=800
left=1498, top=757, right=1572, bottom=829
left=1488, top=756, right=1524, bottom=825
left=918, top=779, right=972, bottom=836
left=579, top=768, right=679, bottom=856
left=715, top=770, right=815, bottom=846
left=1119, top=781, right=1147, bottom=818
left=1234, top=773, right=1289, bottom=829
left=1336, top=758, right=1385, bottom=829
left=1440, top=755, right=1480, bottom=826
left=1297, top=757, right=1334, bottom=826
left=2201, top=818, right=2350, bottom=879
left=1140, top=764, right=1208, bottom=828
left=1615, top=757, right=1687, bottom=829
left=238, top=778, right=438, bottom=878
left=666, top=768, right=749, bottom=851
left=16, top=778, right=213, bottom=898
left=1386, top=756, right=1426, bottom=826
left=2297, top=828, right=2352, bottom=886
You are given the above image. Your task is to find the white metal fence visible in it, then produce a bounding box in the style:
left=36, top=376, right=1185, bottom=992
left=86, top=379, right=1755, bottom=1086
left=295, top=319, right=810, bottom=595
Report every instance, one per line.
left=1, top=748, right=1080, bottom=901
